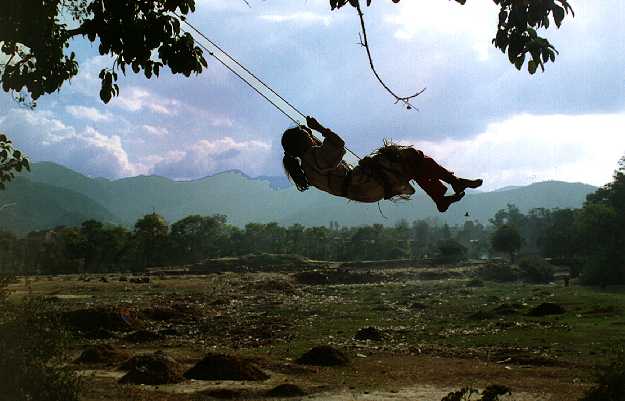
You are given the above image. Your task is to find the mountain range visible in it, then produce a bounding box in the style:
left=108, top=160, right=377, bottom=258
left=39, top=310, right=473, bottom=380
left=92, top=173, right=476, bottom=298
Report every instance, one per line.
left=0, top=161, right=597, bottom=235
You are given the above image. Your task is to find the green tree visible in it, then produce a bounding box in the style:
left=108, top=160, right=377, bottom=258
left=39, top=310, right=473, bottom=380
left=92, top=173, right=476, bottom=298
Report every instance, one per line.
left=170, top=214, right=227, bottom=262
left=491, top=224, right=522, bottom=263
left=134, top=213, right=169, bottom=268
left=0, top=231, right=19, bottom=273
left=411, top=220, right=431, bottom=258
left=539, top=208, right=579, bottom=259
left=435, top=239, right=467, bottom=264
left=578, top=156, right=625, bottom=285
left=490, top=203, right=527, bottom=229
left=1, top=0, right=207, bottom=106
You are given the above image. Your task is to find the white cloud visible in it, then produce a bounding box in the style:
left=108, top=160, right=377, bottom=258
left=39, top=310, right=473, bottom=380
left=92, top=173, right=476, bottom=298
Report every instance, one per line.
left=142, top=124, right=169, bottom=137
left=151, top=136, right=272, bottom=179
left=384, top=1, right=498, bottom=60
left=400, top=112, right=625, bottom=191
left=69, top=55, right=114, bottom=96
left=65, top=105, right=113, bottom=122
left=110, top=86, right=180, bottom=115
left=0, top=108, right=142, bottom=178
left=259, top=12, right=332, bottom=26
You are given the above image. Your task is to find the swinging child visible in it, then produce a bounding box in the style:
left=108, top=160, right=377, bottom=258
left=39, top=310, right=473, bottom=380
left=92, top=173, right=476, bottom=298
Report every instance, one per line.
left=282, top=117, right=483, bottom=212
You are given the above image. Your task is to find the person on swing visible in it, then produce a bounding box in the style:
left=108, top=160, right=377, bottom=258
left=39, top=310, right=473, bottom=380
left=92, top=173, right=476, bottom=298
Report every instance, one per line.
left=282, top=116, right=483, bottom=212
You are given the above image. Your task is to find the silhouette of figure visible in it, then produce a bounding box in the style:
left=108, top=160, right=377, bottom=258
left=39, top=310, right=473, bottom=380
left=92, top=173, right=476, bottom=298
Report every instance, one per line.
left=282, top=117, right=483, bottom=212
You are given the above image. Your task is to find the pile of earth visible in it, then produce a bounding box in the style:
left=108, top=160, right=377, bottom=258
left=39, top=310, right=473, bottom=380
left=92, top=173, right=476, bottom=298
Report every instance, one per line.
left=76, top=344, right=131, bottom=365
left=248, top=277, right=298, bottom=294
left=354, top=326, right=385, bottom=341
left=266, top=384, right=307, bottom=397
left=119, top=351, right=184, bottom=385
left=184, top=353, right=269, bottom=381
left=140, top=303, right=201, bottom=322
left=294, top=270, right=386, bottom=285
left=190, top=253, right=326, bottom=273
left=527, top=302, right=566, bottom=317
left=63, top=307, right=142, bottom=337
left=418, top=270, right=463, bottom=280
left=296, top=346, right=349, bottom=366
left=469, top=303, right=524, bottom=320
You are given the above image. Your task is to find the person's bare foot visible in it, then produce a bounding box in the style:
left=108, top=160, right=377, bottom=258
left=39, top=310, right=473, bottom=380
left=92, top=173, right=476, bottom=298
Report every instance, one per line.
left=452, top=178, right=483, bottom=194
left=436, top=191, right=465, bottom=213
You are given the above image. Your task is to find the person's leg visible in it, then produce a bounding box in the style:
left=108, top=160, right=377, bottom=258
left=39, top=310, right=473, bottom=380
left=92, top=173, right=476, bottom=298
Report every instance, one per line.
left=401, top=148, right=482, bottom=194
left=399, top=148, right=473, bottom=211
left=414, top=177, right=447, bottom=200
left=415, top=177, right=465, bottom=212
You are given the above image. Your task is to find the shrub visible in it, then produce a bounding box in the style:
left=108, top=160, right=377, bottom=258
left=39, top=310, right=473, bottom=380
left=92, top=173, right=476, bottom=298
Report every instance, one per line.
left=0, top=274, right=15, bottom=301
left=441, top=384, right=511, bottom=401
left=476, top=262, right=517, bottom=282
left=0, top=297, right=81, bottom=401
left=518, top=256, right=555, bottom=284
left=434, top=239, right=468, bottom=264
left=580, top=349, right=625, bottom=401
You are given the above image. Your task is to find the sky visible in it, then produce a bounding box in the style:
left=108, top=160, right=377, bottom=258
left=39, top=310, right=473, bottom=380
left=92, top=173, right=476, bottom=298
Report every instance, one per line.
left=1, top=0, right=624, bottom=190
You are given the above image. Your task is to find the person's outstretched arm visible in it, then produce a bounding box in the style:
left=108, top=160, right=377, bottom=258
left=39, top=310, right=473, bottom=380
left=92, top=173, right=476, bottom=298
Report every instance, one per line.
left=306, top=116, right=345, bottom=148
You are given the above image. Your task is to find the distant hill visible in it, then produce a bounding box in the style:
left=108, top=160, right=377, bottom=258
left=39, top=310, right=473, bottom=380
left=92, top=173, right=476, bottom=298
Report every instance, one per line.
left=0, top=176, right=118, bottom=235
left=1, top=161, right=597, bottom=234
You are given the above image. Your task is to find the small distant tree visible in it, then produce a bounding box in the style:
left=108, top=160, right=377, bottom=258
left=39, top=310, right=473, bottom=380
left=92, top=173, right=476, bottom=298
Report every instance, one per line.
left=491, top=224, right=522, bottom=263
left=134, top=213, right=169, bottom=268
left=435, top=239, right=467, bottom=264
left=170, top=214, right=227, bottom=262
left=539, top=208, right=579, bottom=259
left=518, top=256, right=555, bottom=284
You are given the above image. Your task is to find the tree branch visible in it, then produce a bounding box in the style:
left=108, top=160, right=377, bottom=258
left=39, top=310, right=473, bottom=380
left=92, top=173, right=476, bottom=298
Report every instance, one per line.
left=354, top=0, right=425, bottom=110
left=64, top=25, right=89, bottom=40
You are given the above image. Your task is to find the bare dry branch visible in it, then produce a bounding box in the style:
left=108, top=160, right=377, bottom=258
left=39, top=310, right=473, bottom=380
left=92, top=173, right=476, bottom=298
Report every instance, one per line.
left=354, top=0, right=425, bottom=110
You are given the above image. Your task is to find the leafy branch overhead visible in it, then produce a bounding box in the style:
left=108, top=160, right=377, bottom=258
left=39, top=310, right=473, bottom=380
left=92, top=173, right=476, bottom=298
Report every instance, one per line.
left=0, top=0, right=208, bottom=106
left=0, top=133, right=30, bottom=190
left=331, top=0, right=574, bottom=74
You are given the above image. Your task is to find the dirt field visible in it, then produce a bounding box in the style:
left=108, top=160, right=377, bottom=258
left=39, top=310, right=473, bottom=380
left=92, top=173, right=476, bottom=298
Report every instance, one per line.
left=9, top=261, right=625, bottom=401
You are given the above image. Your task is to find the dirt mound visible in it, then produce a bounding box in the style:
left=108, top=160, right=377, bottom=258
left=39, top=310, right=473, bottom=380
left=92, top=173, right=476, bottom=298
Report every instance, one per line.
left=64, top=307, right=141, bottom=336
left=202, top=388, right=245, bottom=399
left=249, top=278, right=297, bottom=294
left=296, top=346, right=349, bottom=366
left=76, top=344, right=130, bottom=364
left=493, top=303, right=523, bottom=315
left=294, top=270, right=386, bottom=285
left=418, top=270, right=461, bottom=280
left=118, top=351, right=184, bottom=385
left=191, top=253, right=325, bottom=273
left=468, top=310, right=497, bottom=320
left=141, top=304, right=200, bottom=322
left=354, top=326, right=384, bottom=341
left=409, top=302, right=428, bottom=310
left=527, top=302, right=566, bottom=317
left=123, top=330, right=163, bottom=343
left=266, top=383, right=306, bottom=397
left=183, top=353, right=269, bottom=381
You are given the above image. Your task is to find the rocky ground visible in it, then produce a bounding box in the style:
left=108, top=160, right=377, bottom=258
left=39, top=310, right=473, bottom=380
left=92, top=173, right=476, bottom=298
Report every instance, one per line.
left=9, top=260, right=625, bottom=401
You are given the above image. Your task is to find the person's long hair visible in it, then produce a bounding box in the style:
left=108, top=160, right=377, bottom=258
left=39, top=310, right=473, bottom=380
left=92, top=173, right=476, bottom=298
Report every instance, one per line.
left=281, top=126, right=320, bottom=191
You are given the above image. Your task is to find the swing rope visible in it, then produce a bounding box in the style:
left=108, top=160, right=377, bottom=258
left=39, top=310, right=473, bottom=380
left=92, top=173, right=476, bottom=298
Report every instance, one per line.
left=178, top=15, right=362, bottom=160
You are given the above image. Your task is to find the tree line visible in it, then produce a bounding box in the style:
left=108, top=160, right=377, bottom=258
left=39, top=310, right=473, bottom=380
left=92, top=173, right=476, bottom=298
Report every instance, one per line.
left=1, top=157, right=623, bottom=285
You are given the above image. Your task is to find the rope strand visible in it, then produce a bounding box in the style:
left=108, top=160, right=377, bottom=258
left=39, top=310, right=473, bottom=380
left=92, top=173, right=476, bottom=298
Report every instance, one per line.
left=179, top=15, right=362, bottom=160
left=180, top=16, right=307, bottom=120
